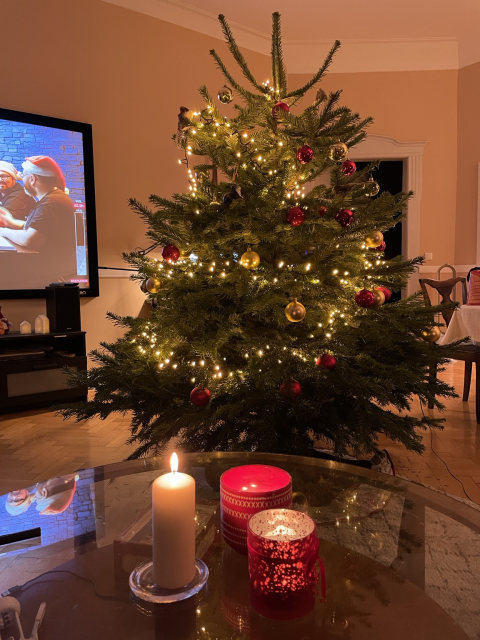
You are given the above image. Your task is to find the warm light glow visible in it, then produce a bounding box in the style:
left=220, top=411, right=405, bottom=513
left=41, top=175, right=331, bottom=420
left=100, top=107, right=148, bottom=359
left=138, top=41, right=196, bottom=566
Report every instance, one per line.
left=171, top=452, right=179, bottom=474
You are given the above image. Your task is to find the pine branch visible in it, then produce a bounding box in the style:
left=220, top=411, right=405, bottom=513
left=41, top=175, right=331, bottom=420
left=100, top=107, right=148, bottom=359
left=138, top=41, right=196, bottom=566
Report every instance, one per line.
left=271, top=12, right=287, bottom=95
left=285, top=40, right=341, bottom=98
left=209, top=50, right=259, bottom=101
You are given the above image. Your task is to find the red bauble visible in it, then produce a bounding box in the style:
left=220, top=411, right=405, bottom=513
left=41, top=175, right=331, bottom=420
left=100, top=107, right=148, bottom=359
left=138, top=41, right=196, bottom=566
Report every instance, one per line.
left=286, top=207, right=305, bottom=227
left=370, top=240, right=386, bottom=252
left=272, top=101, right=290, bottom=120
left=335, top=208, right=354, bottom=228
left=296, top=145, right=314, bottom=164
left=316, top=353, right=337, bottom=371
left=340, top=160, right=356, bottom=176
left=162, top=244, right=180, bottom=262
left=317, top=206, right=327, bottom=217
left=355, top=289, right=376, bottom=308
left=0, top=307, right=11, bottom=335
left=376, top=286, right=392, bottom=302
left=280, top=379, right=302, bottom=398
left=190, top=386, right=211, bottom=407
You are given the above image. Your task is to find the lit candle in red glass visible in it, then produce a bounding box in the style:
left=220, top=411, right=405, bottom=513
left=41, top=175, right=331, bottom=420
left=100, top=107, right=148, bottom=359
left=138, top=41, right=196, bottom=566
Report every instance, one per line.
left=220, top=465, right=292, bottom=554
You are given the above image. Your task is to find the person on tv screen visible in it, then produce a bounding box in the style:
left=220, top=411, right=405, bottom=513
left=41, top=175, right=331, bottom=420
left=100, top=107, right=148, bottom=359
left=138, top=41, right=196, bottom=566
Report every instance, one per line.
left=0, top=160, right=35, bottom=221
left=0, top=155, right=77, bottom=282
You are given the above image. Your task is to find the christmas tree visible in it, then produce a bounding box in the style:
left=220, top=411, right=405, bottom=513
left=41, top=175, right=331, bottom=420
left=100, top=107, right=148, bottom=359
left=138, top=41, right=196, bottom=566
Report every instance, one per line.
left=60, top=13, right=457, bottom=459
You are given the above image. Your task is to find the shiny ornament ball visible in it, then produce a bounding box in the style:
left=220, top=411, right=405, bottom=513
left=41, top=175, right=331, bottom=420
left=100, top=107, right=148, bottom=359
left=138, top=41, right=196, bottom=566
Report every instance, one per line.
left=372, top=289, right=385, bottom=307
left=280, top=379, right=302, bottom=398
left=335, top=208, right=354, bottom=228
left=162, top=244, right=180, bottom=262
left=218, top=85, right=233, bottom=104
left=140, top=279, right=148, bottom=293
left=240, top=247, right=260, bottom=269
left=316, top=353, right=337, bottom=370
left=355, top=289, right=376, bottom=308
left=328, top=142, right=348, bottom=162
left=272, top=101, right=290, bottom=120
left=286, top=206, right=305, bottom=227
left=369, top=240, right=386, bottom=252
left=190, top=386, right=212, bottom=406
left=318, top=206, right=327, bottom=217
left=421, top=326, right=441, bottom=343
left=145, top=277, right=161, bottom=294
left=376, top=286, right=392, bottom=302
left=340, top=160, right=356, bottom=176
left=363, top=178, right=380, bottom=197
left=285, top=298, right=306, bottom=322
left=296, top=145, right=314, bottom=164
left=365, top=231, right=384, bottom=248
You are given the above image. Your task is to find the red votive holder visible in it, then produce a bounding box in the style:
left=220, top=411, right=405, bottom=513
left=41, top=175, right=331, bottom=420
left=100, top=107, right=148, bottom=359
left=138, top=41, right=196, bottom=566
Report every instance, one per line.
left=247, top=508, right=323, bottom=620
left=220, top=465, right=292, bottom=554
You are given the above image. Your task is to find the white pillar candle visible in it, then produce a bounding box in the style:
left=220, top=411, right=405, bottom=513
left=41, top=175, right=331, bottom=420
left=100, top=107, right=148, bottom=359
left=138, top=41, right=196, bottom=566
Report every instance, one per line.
left=152, top=452, right=196, bottom=589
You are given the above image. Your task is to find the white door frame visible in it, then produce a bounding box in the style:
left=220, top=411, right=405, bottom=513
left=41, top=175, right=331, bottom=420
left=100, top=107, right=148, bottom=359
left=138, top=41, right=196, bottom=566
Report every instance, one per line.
left=350, top=134, right=427, bottom=295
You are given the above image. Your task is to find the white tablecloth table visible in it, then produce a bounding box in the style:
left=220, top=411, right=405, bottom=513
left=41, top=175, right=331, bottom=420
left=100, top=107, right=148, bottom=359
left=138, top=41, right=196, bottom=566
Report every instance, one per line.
left=440, top=305, right=480, bottom=345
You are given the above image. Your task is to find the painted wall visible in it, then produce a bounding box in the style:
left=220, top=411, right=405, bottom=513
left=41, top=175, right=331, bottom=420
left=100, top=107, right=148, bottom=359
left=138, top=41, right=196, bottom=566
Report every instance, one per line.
left=456, top=61, right=480, bottom=269
left=0, top=0, right=270, bottom=352
left=289, top=70, right=458, bottom=275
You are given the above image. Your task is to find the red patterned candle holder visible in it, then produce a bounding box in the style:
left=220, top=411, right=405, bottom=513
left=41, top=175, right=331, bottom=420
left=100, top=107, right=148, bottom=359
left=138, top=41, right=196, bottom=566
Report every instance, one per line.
left=247, top=509, right=325, bottom=620
left=220, top=465, right=292, bottom=554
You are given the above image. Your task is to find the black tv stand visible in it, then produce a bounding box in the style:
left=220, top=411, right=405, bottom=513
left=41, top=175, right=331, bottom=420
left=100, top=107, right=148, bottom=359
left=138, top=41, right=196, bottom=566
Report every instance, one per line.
left=0, top=331, right=87, bottom=414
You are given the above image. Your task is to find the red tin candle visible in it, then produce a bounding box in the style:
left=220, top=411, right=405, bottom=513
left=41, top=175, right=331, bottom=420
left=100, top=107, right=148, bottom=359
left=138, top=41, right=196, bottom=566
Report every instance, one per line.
left=247, top=508, right=324, bottom=620
left=220, top=465, right=292, bottom=554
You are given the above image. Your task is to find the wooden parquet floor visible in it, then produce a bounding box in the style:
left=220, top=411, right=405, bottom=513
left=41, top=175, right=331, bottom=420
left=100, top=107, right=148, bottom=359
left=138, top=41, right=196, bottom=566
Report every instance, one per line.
left=0, top=360, right=479, bottom=502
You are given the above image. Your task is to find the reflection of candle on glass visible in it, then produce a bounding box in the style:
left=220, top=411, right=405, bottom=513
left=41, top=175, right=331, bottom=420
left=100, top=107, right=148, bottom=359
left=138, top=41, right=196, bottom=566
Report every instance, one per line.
left=152, top=453, right=196, bottom=589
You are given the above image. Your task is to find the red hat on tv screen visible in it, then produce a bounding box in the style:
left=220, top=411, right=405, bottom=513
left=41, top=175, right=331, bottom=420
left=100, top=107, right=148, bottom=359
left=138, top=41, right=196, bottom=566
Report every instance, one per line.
left=22, top=155, right=66, bottom=191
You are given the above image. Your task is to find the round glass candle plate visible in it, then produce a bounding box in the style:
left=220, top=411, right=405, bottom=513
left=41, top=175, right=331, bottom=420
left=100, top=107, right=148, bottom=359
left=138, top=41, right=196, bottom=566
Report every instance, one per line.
left=129, top=559, right=209, bottom=603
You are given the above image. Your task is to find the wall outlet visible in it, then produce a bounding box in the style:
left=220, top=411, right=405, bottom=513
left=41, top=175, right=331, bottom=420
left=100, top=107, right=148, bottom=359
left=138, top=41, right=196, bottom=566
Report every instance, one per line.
left=425, top=253, right=433, bottom=261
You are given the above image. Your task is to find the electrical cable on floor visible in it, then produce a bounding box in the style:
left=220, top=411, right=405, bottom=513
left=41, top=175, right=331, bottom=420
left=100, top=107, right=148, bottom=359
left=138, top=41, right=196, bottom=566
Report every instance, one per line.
left=421, top=400, right=475, bottom=502
left=2, top=570, right=125, bottom=601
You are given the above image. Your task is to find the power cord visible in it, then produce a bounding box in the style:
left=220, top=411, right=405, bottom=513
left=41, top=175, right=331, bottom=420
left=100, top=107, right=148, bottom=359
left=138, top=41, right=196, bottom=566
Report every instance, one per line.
left=2, top=570, right=125, bottom=601
left=420, top=401, right=475, bottom=502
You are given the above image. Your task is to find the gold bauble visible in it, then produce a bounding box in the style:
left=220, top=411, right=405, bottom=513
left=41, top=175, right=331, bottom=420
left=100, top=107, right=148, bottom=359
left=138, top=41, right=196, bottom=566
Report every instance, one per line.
left=365, top=231, right=384, bottom=248
left=421, top=326, right=441, bottom=343
left=285, top=298, right=306, bottom=322
left=240, top=247, right=260, bottom=270
left=363, top=178, right=380, bottom=197
left=145, top=276, right=161, bottom=294
left=372, top=289, right=385, bottom=307
left=328, top=142, right=348, bottom=162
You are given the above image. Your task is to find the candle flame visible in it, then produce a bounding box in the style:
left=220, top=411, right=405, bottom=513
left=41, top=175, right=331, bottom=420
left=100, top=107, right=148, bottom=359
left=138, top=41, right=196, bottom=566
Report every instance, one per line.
left=170, top=452, right=178, bottom=474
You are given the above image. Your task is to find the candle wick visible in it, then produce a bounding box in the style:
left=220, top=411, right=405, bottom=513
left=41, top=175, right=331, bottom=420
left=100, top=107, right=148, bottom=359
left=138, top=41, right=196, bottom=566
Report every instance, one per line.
left=172, top=469, right=176, bottom=476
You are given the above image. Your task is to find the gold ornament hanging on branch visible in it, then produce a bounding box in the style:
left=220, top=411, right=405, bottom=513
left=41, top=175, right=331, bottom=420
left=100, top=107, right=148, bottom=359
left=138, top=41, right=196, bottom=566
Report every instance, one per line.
left=240, top=247, right=260, bottom=269
left=145, top=277, right=161, bottom=294
left=285, top=298, right=306, bottom=322
left=328, top=142, right=348, bottom=162
left=363, top=177, right=380, bottom=197
left=372, top=289, right=385, bottom=307
left=365, top=231, right=384, bottom=248
left=421, top=326, right=441, bottom=343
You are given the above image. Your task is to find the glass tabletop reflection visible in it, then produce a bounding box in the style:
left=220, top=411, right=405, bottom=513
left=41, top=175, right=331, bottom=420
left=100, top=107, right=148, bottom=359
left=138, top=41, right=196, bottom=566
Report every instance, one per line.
left=0, top=452, right=479, bottom=640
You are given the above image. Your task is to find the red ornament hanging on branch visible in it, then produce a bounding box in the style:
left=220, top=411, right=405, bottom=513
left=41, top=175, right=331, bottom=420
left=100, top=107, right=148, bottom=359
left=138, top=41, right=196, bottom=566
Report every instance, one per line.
left=317, top=206, right=327, bottom=217
left=190, top=386, right=211, bottom=407
left=296, top=145, right=314, bottom=164
left=335, top=208, right=354, bottom=228
left=286, top=207, right=306, bottom=227
left=280, top=379, right=302, bottom=398
left=316, top=353, right=337, bottom=371
left=162, top=244, right=180, bottom=262
left=272, top=101, right=290, bottom=120
left=340, top=160, right=356, bottom=176
left=355, top=289, right=376, bottom=308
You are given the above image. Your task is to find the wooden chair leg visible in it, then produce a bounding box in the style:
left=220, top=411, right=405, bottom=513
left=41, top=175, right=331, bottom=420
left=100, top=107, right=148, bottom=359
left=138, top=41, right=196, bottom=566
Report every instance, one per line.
left=428, top=363, right=437, bottom=409
left=464, top=360, right=473, bottom=401
left=476, top=362, right=480, bottom=425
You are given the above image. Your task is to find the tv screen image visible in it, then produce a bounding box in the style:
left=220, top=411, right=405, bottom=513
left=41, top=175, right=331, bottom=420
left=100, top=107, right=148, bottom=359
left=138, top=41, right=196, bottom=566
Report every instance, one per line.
left=0, top=108, right=98, bottom=298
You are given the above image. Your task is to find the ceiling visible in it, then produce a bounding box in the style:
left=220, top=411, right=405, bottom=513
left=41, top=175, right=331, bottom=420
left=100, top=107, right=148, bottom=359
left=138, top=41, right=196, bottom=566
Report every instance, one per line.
left=103, top=0, right=480, bottom=72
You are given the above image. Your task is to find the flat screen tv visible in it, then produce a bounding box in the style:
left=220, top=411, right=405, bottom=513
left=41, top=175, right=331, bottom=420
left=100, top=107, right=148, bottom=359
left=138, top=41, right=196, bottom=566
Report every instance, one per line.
left=0, top=108, right=98, bottom=298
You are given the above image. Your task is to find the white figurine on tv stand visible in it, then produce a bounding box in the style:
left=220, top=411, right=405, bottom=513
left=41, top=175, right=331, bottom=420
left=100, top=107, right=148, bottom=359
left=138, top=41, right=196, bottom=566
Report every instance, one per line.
left=34, top=315, right=49, bottom=334
left=0, top=596, right=46, bottom=640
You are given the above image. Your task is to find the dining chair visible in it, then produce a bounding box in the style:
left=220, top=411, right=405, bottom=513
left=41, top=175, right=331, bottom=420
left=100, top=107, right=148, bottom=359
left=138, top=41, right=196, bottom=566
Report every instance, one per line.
left=419, top=276, right=480, bottom=423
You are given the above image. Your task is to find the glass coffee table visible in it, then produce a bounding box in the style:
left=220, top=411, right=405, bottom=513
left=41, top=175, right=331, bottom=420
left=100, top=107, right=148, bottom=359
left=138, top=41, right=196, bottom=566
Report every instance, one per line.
left=1, top=452, right=479, bottom=639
